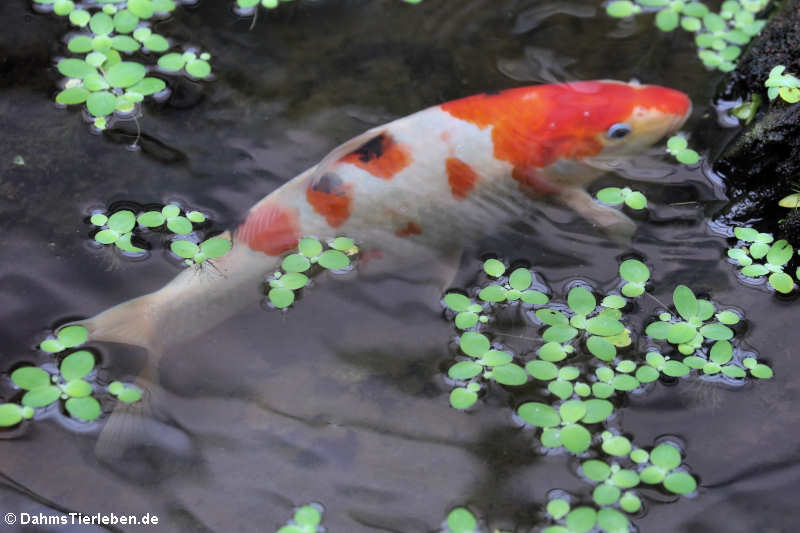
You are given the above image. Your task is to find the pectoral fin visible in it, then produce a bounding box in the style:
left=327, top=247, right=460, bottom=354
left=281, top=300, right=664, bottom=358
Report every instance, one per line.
left=556, top=187, right=636, bottom=243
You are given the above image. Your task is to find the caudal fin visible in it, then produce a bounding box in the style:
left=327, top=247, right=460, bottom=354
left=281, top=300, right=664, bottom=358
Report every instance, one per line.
left=79, top=293, right=160, bottom=353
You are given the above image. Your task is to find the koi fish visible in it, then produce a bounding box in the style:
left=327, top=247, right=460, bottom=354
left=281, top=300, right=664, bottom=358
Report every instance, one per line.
left=81, top=80, right=690, bottom=458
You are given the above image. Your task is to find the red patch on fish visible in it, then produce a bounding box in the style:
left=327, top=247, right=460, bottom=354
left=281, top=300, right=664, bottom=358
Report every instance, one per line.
left=306, top=178, right=353, bottom=228
left=339, top=133, right=412, bottom=180
left=236, top=203, right=300, bottom=256
left=445, top=157, right=479, bottom=200
left=440, top=82, right=688, bottom=171
left=395, top=221, right=423, bottom=237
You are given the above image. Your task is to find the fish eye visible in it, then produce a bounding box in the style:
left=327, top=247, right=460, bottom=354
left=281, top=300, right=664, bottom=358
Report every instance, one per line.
left=607, top=123, right=632, bottom=140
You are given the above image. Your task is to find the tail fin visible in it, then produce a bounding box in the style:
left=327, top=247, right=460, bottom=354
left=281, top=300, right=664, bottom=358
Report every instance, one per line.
left=80, top=293, right=161, bottom=353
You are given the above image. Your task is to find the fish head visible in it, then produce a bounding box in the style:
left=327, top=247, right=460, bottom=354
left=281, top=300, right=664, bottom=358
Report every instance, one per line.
left=559, top=80, right=692, bottom=162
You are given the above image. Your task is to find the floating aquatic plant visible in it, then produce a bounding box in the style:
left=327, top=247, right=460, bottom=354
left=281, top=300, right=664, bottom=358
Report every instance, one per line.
left=727, top=227, right=797, bottom=293
left=595, top=187, right=647, bottom=210
left=731, top=94, right=761, bottom=124
left=765, top=65, right=800, bottom=104
left=666, top=136, right=700, bottom=165
left=171, top=236, right=232, bottom=266
left=34, top=0, right=210, bottom=132
left=605, top=0, right=769, bottom=73
left=1, top=324, right=141, bottom=426
left=266, top=237, right=358, bottom=309
left=276, top=503, right=324, bottom=533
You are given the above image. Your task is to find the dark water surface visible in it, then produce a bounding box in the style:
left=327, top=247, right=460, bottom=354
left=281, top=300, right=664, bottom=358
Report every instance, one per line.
left=1, top=0, right=798, bottom=531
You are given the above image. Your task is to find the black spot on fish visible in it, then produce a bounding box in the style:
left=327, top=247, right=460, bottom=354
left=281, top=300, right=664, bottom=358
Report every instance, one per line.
left=310, top=172, right=343, bottom=194
left=351, top=133, right=388, bottom=163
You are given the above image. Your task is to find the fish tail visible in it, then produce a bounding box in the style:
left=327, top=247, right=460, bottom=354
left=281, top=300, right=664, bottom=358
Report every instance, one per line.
left=80, top=292, right=161, bottom=353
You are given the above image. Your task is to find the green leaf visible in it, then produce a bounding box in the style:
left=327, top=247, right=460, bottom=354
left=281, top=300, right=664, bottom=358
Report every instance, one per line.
left=460, top=332, right=490, bottom=357
left=582, top=399, right=614, bottom=423
left=710, top=340, right=733, bottom=364
left=767, top=239, right=793, bottom=266
left=565, top=507, right=596, bottom=533
left=568, top=287, right=596, bottom=315
left=62, top=379, right=92, bottom=398
left=105, top=61, right=146, bottom=89
left=536, top=308, right=568, bottom=325
left=0, top=404, right=30, bottom=427
left=625, top=191, right=647, bottom=210
left=58, top=58, right=95, bottom=79
left=593, top=484, right=621, bottom=506
left=601, top=295, right=626, bottom=309
left=318, top=250, right=350, bottom=269
left=128, top=0, right=155, bottom=18
left=491, top=364, right=527, bottom=385
left=449, top=387, right=477, bottom=409
left=56, top=86, right=91, bottom=105
left=60, top=350, right=94, bottom=381
left=171, top=240, right=199, bottom=259
left=663, top=472, right=697, bottom=494
left=779, top=193, right=800, bottom=208
left=547, top=499, right=570, bottom=519
left=525, top=360, right=558, bottom=381
left=22, top=386, right=61, bottom=408
left=619, top=259, right=649, bottom=283
left=446, top=508, right=476, bottom=533
left=543, top=324, right=578, bottom=343
left=635, top=365, right=660, bottom=383
left=186, top=59, right=211, bottom=78
left=86, top=91, right=115, bottom=117
left=662, top=360, right=690, bottom=377
left=734, top=226, right=759, bottom=242
left=681, top=15, right=701, bottom=32
left=549, top=380, right=574, bottom=400
left=448, top=361, right=482, bottom=380
left=621, top=282, right=644, bottom=297
left=94, top=229, right=119, bottom=244
left=11, top=367, right=51, bottom=390
left=65, top=397, right=101, bottom=421
left=582, top=459, right=611, bottom=481
left=444, top=293, right=471, bottom=312
left=521, top=289, right=548, bottom=305
left=108, top=210, right=136, bottom=233
left=517, top=402, right=560, bottom=427
left=703, top=12, right=726, bottom=32
left=741, top=264, right=769, bottom=277
left=585, top=317, right=624, bottom=336
left=480, top=350, right=513, bottom=366
left=769, top=271, right=794, bottom=293
left=299, top=237, right=323, bottom=257
left=619, top=492, right=642, bottom=513
left=144, top=34, right=169, bottom=52
left=673, top=285, right=698, bottom=320
left=329, top=237, right=355, bottom=251
left=67, top=35, right=93, bottom=54
left=89, top=12, right=114, bottom=35
left=611, top=374, right=639, bottom=391
left=676, top=149, right=700, bottom=165
left=113, top=9, right=139, bottom=33
left=69, top=8, right=90, bottom=26
left=278, top=272, right=308, bottom=290
left=478, top=285, right=507, bottom=302
left=651, top=443, right=681, bottom=470
left=200, top=237, right=231, bottom=259
left=656, top=7, right=679, bottom=30
left=596, top=187, right=624, bottom=205
left=667, top=135, right=688, bottom=152
left=610, top=469, right=640, bottom=488
left=715, top=311, right=740, bottom=324
left=282, top=254, right=311, bottom=273
left=158, top=53, right=186, bottom=71
left=508, top=268, right=532, bottom=290
left=483, top=258, right=505, bottom=277
left=606, top=0, right=638, bottom=17
left=137, top=211, right=165, bottom=227
left=586, top=335, right=616, bottom=361
left=560, top=424, right=591, bottom=453
left=597, top=508, right=629, bottom=533
left=699, top=323, right=733, bottom=340
left=268, top=287, right=295, bottom=309
left=750, top=363, right=773, bottom=379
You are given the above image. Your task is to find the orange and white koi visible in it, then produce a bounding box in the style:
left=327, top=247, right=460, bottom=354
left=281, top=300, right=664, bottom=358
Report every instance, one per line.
left=83, top=80, right=690, bottom=356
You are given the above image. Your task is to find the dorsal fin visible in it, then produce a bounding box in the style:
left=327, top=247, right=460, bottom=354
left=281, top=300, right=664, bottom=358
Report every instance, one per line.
left=307, top=126, right=386, bottom=185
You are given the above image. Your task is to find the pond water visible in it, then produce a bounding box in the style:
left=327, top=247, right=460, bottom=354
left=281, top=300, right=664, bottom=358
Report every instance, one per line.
left=1, top=0, right=798, bottom=532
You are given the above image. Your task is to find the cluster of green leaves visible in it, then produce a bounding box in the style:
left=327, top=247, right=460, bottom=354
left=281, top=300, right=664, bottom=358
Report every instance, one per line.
left=727, top=227, right=797, bottom=294
left=595, top=188, right=647, bottom=210
left=731, top=94, right=761, bottom=125
left=666, top=136, right=700, bottom=165
left=606, top=0, right=768, bottom=72
left=267, top=237, right=358, bottom=309
left=90, top=203, right=232, bottom=266
left=765, top=66, right=800, bottom=104
left=235, top=0, right=421, bottom=12
left=1, top=324, right=141, bottom=426
left=540, top=442, right=696, bottom=532
left=37, top=0, right=211, bottom=130
left=276, top=504, right=323, bottom=533
left=645, top=285, right=773, bottom=378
